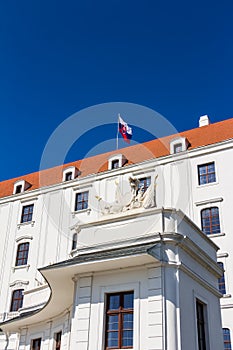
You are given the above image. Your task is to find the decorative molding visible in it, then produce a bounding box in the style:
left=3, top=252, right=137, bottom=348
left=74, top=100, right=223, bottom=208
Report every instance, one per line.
left=20, top=196, right=38, bottom=203
left=217, top=252, right=228, bottom=258
left=17, top=221, right=35, bottom=229
left=71, top=208, right=91, bottom=218
left=9, top=280, right=29, bottom=288
left=195, top=197, right=223, bottom=206
left=12, top=265, right=30, bottom=273
left=15, top=235, right=33, bottom=242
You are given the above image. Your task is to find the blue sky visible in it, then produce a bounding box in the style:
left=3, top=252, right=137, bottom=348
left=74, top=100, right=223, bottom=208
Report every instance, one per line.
left=0, top=0, right=232, bottom=181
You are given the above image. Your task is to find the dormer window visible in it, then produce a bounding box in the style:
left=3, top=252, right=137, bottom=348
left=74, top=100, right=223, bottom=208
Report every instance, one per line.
left=108, top=154, right=127, bottom=170
left=62, top=166, right=78, bottom=182
left=13, top=180, right=31, bottom=194
left=111, top=160, right=119, bottom=169
left=170, top=137, right=189, bottom=154
left=174, top=143, right=182, bottom=154
left=65, top=172, right=73, bottom=181
left=15, top=185, right=23, bottom=194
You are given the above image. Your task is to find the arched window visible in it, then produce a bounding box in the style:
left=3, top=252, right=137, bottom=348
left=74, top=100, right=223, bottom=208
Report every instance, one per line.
left=10, top=289, right=24, bottom=311
left=223, top=328, right=232, bottom=350
left=15, top=242, right=30, bottom=266
left=218, top=262, right=226, bottom=295
left=201, top=207, right=221, bottom=235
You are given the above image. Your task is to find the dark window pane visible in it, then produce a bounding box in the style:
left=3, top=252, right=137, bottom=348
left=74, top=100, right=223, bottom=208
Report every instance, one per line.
left=122, top=330, right=133, bottom=347
left=109, top=294, right=120, bottom=310
left=107, top=315, right=119, bottom=330
left=10, top=289, right=24, bottom=311
left=107, top=332, right=118, bottom=348
left=75, top=191, right=89, bottom=211
left=123, top=293, right=134, bottom=309
left=198, top=162, right=216, bottom=185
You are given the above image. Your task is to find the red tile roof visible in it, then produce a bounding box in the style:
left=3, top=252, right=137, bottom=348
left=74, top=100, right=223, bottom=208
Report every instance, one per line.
left=1, top=118, right=233, bottom=199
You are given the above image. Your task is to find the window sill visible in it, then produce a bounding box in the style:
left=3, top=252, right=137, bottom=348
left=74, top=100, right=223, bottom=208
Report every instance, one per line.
left=207, top=232, right=225, bottom=238
left=12, top=264, right=30, bottom=273
left=17, top=221, right=35, bottom=229
left=72, top=208, right=91, bottom=218
left=197, top=181, right=218, bottom=188
left=222, top=294, right=231, bottom=299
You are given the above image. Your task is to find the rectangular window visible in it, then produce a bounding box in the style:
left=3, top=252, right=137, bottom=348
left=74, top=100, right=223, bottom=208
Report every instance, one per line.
left=31, top=338, right=41, bottom=350
left=196, top=299, right=207, bottom=350
left=54, top=331, right=62, bottom=350
left=21, top=204, right=34, bottom=223
left=198, top=162, right=216, bottom=185
left=223, top=328, right=232, bottom=350
left=174, top=143, right=183, bottom=153
left=15, top=185, right=22, bottom=194
left=218, top=262, right=226, bottom=295
left=105, top=291, right=134, bottom=349
left=15, top=242, right=30, bottom=266
left=138, top=177, right=151, bottom=194
left=65, top=172, right=73, bottom=181
left=10, top=289, right=24, bottom=312
left=111, top=160, right=119, bottom=169
left=75, top=191, right=89, bottom=211
left=201, top=207, right=221, bottom=235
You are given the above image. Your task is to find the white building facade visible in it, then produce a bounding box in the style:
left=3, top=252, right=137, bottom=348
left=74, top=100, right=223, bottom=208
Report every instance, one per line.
left=0, top=116, right=232, bottom=350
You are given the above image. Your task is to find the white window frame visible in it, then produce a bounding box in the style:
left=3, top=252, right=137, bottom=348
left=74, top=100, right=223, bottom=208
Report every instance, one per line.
left=13, top=180, right=31, bottom=194
left=108, top=154, right=127, bottom=170
left=62, top=166, right=78, bottom=182
left=170, top=137, right=189, bottom=154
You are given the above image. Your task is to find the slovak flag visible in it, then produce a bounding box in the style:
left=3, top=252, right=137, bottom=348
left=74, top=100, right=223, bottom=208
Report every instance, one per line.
left=118, top=116, right=133, bottom=143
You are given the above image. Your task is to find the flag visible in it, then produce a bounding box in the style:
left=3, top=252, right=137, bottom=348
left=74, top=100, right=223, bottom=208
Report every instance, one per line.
left=118, top=116, right=132, bottom=143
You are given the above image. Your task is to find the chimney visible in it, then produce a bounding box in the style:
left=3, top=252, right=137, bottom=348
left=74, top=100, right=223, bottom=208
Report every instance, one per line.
left=199, top=115, right=210, bottom=127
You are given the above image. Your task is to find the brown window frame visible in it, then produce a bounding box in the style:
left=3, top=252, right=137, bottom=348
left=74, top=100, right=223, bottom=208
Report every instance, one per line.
left=223, top=328, right=232, bottom=350
left=10, top=289, right=24, bottom=312
left=201, top=207, right=221, bottom=235
left=105, top=291, right=134, bottom=349
left=198, top=162, right=216, bottom=185
left=15, top=242, right=30, bottom=266
left=21, top=204, right=34, bottom=223
left=75, top=191, right=89, bottom=211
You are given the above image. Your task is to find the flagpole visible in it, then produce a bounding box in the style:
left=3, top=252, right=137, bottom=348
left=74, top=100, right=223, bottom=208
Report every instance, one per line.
left=116, top=114, right=120, bottom=150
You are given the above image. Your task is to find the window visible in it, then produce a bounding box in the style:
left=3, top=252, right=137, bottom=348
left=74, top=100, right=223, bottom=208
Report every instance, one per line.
left=223, top=328, right=232, bottom=350
left=54, top=331, right=62, bottom=350
left=15, top=242, right=29, bottom=266
left=138, top=177, right=151, bottom=194
left=218, top=262, right=226, bottom=295
left=31, top=338, right=41, bottom=350
left=72, top=233, right=77, bottom=250
left=15, top=185, right=22, bottom=194
left=65, top=172, right=73, bottom=181
left=201, top=207, right=221, bottom=235
left=10, top=289, right=24, bottom=311
left=21, top=204, right=34, bottom=223
left=111, top=160, right=119, bottom=169
left=198, top=162, right=216, bottom=185
left=196, top=299, right=207, bottom=350
left=75, top=191, right=89, bottom=211
left=105, top=291, right=134, bottom=349
left=174, top=143, right=182, bottom=154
